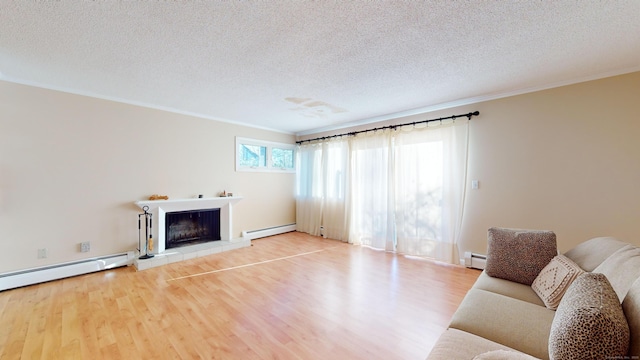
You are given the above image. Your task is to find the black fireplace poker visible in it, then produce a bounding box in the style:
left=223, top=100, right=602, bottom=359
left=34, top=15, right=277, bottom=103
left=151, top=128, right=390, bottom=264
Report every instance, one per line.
left=138, top=205, right=155, bottom=259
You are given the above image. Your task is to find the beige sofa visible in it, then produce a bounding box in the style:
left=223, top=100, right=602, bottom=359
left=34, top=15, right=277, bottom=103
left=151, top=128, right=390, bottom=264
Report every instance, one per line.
left=427, top=232, right=640, bottom=360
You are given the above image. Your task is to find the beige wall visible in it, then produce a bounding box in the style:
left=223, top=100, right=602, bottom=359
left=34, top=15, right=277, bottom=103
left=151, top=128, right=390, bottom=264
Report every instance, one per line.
left=3, top=72, right=638, bottom=273
left=463, top=71, right=640, bottom=254
left=299, top=71, right=640, bottom=257
left=0, top=81, right=295, bottom=273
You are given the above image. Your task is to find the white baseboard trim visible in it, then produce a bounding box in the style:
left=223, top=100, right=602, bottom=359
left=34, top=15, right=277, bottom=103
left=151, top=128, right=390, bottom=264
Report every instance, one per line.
left=0, top=252, right=135, bottom=291
left=242, top=224, right=296, bottom=240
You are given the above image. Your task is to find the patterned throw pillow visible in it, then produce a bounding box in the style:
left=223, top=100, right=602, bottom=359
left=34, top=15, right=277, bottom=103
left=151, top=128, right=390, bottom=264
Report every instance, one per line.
left=531, top=255, right=584, bottom=310
left=549, top=273, right=630, bottom=360
left=485, top=227, right=557, bottom=285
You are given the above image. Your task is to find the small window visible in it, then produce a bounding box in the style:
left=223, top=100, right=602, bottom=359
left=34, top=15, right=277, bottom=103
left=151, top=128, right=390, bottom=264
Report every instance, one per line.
left=236, top=137, right=295, bottom=173
left=272, top=147, right=295, bottom=170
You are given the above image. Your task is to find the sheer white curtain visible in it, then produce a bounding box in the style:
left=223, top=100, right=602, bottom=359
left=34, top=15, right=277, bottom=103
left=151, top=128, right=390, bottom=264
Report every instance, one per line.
left=393, top=120, right=469, bottom=263
left=349, top=130, right=395, bottom=251
left=296, top=143, right=323, bottom=236
left=295, top=139, right=350, bottom=240
left=296, top=119, right=469, bottom=264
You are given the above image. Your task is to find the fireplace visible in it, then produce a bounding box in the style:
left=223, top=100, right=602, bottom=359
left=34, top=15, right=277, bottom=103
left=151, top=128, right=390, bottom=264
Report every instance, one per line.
left=134, top=196, right=242, bottom=254
left=165, top=208, right=221, bottom=249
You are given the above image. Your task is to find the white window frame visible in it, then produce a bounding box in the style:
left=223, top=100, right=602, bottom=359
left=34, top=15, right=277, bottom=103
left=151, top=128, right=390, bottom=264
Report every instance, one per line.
left=235, top=137, right=296, bottom=173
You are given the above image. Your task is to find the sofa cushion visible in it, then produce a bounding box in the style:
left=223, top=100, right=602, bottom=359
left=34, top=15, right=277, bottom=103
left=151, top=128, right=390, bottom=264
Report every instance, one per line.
left=593, top=244, right=640, bottom=302
left=450, top=289, right=554, bottom=360
left=473, top=349, right=541, bottom=360
left=623, top=276, right=640, bottom=358
left=485, top=227, right=557, bottom=285
left=474, top=271, right=545, bottom=306
left=563, top=236, right=627, bottom=272
left=426, top=329, right=530, bottom=360
left=531, top=255, right=584, bottom=310
left=549, top=273, right=629, bottom=360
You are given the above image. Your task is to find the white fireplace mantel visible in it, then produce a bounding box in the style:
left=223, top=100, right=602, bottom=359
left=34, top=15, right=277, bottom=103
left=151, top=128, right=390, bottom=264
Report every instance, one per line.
left=134, top=197, right=242, bottom=254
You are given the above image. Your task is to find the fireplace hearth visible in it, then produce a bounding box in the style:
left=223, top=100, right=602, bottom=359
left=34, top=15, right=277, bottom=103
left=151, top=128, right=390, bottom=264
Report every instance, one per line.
left=165, top=209, right=221, bottom=249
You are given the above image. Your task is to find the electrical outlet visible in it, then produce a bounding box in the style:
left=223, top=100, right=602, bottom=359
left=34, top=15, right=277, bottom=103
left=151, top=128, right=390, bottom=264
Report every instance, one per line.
left=37, top=248, right=48, bottom=259
left=80, top=242, right=91, bottom=253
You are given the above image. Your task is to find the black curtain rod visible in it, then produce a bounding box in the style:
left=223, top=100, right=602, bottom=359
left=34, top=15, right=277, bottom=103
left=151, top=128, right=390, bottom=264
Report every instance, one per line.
left=296, top=111, right=479, bottom=145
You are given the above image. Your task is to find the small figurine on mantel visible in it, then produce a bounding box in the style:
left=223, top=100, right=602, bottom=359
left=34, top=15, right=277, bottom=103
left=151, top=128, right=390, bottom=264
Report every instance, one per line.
left=219, top=190, right=227, bottom=197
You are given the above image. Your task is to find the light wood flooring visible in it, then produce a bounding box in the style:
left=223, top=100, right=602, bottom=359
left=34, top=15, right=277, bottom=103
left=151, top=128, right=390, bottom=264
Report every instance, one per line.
left=0, top=232, right=480, bottom=359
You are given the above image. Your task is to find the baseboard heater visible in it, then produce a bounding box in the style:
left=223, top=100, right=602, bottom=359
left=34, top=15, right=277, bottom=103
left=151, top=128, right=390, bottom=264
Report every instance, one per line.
left=464, top=252, right=487, bottom=270
left=242, top=223, right=296, bottom=240
left=0, top=252, right=134, bottom=291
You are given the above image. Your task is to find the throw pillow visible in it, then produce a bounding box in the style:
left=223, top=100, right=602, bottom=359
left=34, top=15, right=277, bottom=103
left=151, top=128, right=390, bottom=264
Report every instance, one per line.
left=473, top=349, right=540, bottom=360
left=549, top=273, right=629, bottom=360
left=531, top=255, right=584, bottom=310
left=485, top=227, right=557, bottom=285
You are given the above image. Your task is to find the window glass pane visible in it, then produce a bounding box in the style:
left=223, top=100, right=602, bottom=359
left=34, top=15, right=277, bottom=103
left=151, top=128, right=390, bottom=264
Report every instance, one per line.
left=239, top=144, right=267, bottom=167
left=272, top=147, right=294, bottom=169
left=236, top=137, right=295, bottom=172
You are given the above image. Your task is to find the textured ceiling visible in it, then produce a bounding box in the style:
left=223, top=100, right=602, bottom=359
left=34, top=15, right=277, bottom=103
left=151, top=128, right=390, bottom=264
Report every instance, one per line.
left=1, top=1, right=639, bottom=135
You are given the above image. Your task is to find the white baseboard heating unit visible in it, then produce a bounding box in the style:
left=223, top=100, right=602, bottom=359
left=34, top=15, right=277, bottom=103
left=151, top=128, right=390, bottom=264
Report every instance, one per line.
left=0, top=252, right=134, bottom=291
left=464, top=251, right=487, bottom=270
left=242, top=224, right=296, bottom=240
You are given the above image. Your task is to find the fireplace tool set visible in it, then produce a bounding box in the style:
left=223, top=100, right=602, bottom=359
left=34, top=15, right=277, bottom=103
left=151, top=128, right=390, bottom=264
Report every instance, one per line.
left=138, top=205, right=154, bottom=259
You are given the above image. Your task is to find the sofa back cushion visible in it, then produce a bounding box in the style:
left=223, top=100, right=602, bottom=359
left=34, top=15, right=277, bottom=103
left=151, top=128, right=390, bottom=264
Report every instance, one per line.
left=623, top=277, right=640, bottom=358
left=473, top=349, right=540, bottom=359
left=549, top=273, right=629, bottom=360
left=593, top=244, right=640, bottom=302
left=485, top=227, right=557, bottom=285
left=563, top=236, right=628, bottom=272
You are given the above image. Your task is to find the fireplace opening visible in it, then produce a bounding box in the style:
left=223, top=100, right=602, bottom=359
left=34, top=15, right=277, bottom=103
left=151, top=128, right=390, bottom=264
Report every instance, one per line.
left=165, top=208, right=221, bottom=249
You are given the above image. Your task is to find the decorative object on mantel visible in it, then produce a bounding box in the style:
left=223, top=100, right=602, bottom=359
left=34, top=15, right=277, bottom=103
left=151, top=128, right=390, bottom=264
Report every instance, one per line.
left=149, top=194, right=169, bottom=200
left=217, top=190, right=234, bottom=197
left=137, top=205, right=154, bottom=259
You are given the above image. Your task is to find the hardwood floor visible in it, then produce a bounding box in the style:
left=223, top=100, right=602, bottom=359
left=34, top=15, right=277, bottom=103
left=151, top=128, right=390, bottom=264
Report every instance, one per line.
left=0, top=232, right=480, bottom=359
